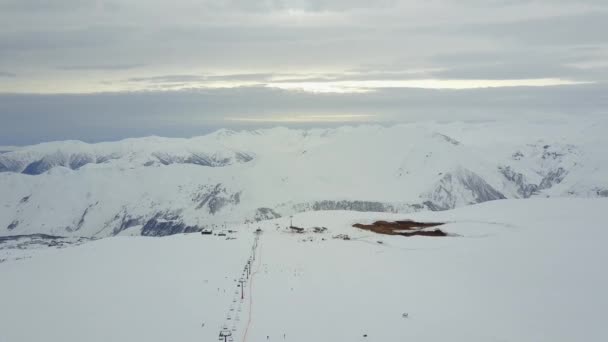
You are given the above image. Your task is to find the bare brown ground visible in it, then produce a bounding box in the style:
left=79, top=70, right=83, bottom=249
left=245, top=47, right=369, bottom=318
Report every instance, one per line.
left=353, top=220, right=447, bottom=237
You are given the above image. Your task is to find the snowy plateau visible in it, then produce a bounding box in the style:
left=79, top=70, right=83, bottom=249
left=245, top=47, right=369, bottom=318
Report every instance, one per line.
left=1, top=121, right=607, bottom=342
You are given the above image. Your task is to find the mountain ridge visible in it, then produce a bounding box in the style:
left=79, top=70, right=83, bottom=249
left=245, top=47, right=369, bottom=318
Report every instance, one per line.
left=1, top=122, right=606, bottom=237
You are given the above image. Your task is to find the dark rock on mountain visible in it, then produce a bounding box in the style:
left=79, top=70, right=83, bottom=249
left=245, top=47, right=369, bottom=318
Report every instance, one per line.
left=141, top=212, right=200, bottom=237
left=150, top=151, right=253, bottom=168
left=193, top=184, right=241, bottom=214
left=69, top=154, right=95, bottom=170
left=110, top=211, right=145, bottom=236
left=254, top=208, right=281, bottom=221
left=499, top=166, right=538, bottom=198
left=22, top=159, right=53, bottom=175
left=7, top=220, right=19, bottom=230
left=235, top=152, right=254, bottom=163
left=539, top=167, right=567, bottom=189
left=425, top=168, right=506, bottom=210
left=311, top=200, right=396, bottom=212
left=434, top=133, right=461, bottom=146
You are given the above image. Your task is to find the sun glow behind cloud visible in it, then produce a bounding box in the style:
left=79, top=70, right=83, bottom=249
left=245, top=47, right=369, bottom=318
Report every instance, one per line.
left=1, top=68, right=590, bottom=94
left=225, top=114, right=375, bottom=123
left=118, top=75, right=591, bottom=94
left=265, top=78, right=589, bottom=93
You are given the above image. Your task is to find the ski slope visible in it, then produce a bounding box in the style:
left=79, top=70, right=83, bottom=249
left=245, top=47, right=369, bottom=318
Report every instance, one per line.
left=1, top=198, right=606, bottom=342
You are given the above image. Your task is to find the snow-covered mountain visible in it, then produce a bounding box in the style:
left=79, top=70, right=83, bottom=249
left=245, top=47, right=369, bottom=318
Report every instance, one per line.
left=1, top=121, right=607, bottom=237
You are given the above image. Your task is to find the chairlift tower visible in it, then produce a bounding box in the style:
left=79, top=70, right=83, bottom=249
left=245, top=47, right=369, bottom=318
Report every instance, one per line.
left=219, top=326, right=232, bottom=342
left=239, top=277, right=246, bottom=299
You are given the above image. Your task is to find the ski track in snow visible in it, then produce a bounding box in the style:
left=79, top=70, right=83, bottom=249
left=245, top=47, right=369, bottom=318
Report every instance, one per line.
left=242, top=238, right=262, bottom=342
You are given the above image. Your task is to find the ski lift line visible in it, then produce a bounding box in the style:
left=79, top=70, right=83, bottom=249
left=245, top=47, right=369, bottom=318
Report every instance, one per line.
left=217, top=236, right=260, bottom=339
left=241, top=237, right=263, bottom=342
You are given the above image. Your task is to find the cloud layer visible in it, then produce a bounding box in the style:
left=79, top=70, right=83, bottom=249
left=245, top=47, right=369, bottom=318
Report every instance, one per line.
left=1, top=0, right=607, bottom=93
left=1, top=1, right=607, bottom=143
left=1, top=84, right=606, bottom=145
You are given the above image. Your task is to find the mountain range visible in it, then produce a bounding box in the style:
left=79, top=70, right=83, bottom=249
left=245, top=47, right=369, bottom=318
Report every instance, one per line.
left=1, top=121, right=606, bottom=237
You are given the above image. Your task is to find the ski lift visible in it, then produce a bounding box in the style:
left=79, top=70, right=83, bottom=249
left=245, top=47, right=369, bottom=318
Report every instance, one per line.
left=219, top=326, right=232, bottom=342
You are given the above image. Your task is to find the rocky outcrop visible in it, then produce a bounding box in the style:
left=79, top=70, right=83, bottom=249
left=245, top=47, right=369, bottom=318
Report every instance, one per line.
left=108, top=211, right=145, bottom=236
left=22, top=158, right=56, bottom=175
left=0, top=155, right=26, bottom=173
left=424, top=168, right=506, bottom=210
left=433, top=133, right=461, bottom=146
left=254, top=208, right=281, bottom=221
left=6, top=220, right=19, bottom=231
left=149, top=151, right=254, bottom=168
left=140, top=211, right=200, bottom=237
left=539, top=167, right=567, bottom=190
left=0, top=148, right=253, bottom=175
left=499, top=166, right=538, bottom=198
left=192, top=184, right=241, bottom=214
left=294, top=200, right=397, bottom=213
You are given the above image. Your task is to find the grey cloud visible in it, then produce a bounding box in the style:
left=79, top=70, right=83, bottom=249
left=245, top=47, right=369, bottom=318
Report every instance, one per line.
left=426, top=46, right=608, bottom=81
left=58, top=63, right=144, bottom=71
left=127, top=75, right=208, bottom=83
left=1, top=84, right=606, bottom=145
left=154, top=25, right=372, bottom=44
left=203, top=0, right=397, bottom=12
left=207, top=73, right=275, bottom=81
left=0, top=26, right=133, bottom=52
left=0, top=0, right=121, bottom=12
left=449, top=11, right=608, bottom=46
left=432, top=62, right=607, bottom=81
left=117, top=71, right=434, bottom=89
left=443, top=0, right=608, bottom=7
left=0, top=0, right=606, bottom=137
left=125, top=73, right=275, bottom=84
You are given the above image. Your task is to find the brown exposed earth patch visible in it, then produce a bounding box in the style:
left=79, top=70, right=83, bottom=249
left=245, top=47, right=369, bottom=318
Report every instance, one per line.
left=353, top=220, right=447, bottom=237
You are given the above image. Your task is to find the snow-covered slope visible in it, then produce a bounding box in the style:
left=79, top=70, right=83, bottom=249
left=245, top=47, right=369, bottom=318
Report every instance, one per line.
left=1, top=121, right=607, bottom=237
left=1, top=198, right=606, bottom=342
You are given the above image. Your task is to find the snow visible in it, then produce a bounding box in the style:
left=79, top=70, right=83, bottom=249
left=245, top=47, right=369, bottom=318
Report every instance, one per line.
left=1, top=198, right=606, bottom=342
left=1, top=121, right=607, bottom=238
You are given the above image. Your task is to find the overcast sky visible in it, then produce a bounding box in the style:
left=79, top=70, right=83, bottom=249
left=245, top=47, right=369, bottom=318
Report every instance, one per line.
left=1, top=0, right=607, bottom=144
